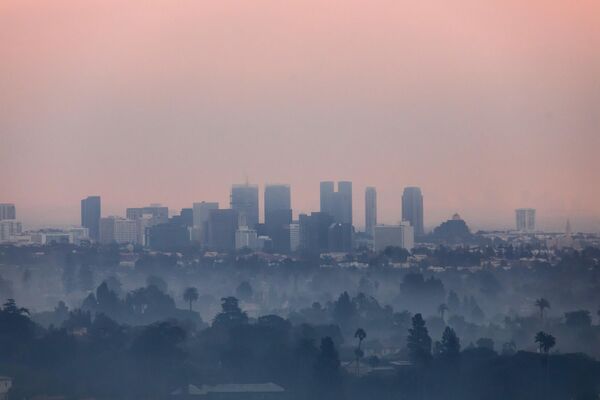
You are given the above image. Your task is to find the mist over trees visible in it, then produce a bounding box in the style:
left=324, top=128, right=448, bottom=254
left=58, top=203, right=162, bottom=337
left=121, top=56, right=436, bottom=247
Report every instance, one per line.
left=1, top=242, right=600, bottom=398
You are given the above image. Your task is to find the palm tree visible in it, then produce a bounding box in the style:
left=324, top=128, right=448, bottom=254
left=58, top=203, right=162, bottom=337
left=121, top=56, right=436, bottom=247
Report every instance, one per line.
left=183, top=287, right=199, bottom=312
left=534, top=298, right=550, bottom=320
left=535, top=331, right=556, bottom=398
left=534, top=331, right=556, bottom=354
left=354, top=328, right=367, bottom=376
left=438, top=303, right=449, bottom=321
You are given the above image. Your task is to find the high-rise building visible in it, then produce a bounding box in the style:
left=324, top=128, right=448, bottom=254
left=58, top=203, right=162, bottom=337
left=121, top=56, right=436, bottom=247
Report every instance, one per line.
left=365, top=187, right=377, bottom=236
left=515, top=208, right=536, bottom=232
left=81, top=196, right=101, bottom=241
left=147, top=222, right=191, bottom=251
left=320, top=181, right=335, bottom=216
left=264, top=184, right=292, bottom=253
left=299, top=212, right=334, bottom=254
left=192, top=202, right=219, bottom=245
left=231, top=184, right=259, bottom=229
left=402, top=187, right=424, bottom=237
left=320, top=181, right=352, bottom=224
left=235, top=226, right=259, bottom=250
left=99, top=216, right=138, bottom=245
left=208, top=209, right=239, bottom=251
left=0, top=219, right=22, bottom=243
left=328, top=222, right=354, bottom=252
left=0, top=204, right=16, bottom=221
left=288, top=223, right=301, bottom=252
left=373, top=222, right=414, bottom=252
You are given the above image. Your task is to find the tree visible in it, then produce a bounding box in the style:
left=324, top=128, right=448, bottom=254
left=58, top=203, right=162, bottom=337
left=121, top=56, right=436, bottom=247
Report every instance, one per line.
left=535, top=331, right=556, bottom=354
left=354, top=328, right=367, bottom=375
left=332, top=291, right=357, bottom=328
left=314, top=337, right=341, bottom=388
left=183, top=287, right=199, bottom=312
left=438, top=326, right=460, bottom=361
left=407, top=313, right=432, bottom=367
left=438, top=303, right=449, bottom=321
left=535, top=298, right=550, bottom=320
left=212, top=297, right=248, bottom=329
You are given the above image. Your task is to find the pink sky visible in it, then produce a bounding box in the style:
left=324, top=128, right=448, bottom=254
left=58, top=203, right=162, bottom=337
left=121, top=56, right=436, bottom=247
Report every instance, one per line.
left=1, top=1, right=599, bottom=231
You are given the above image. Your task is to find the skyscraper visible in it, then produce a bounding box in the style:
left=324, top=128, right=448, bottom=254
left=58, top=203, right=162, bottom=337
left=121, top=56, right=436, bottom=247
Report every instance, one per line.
left=299, top=212, right=334, bottom=254
left=192, top=202, right=219, bottom=246
left=402, top=187, right=424, bottom=237
left=320, top=181, right=352, bottom=224
left=320, top=181, right=335, bottom=216
left=515, top=208, right=536, bottom=232
left=81, top=196, right=101, bottom=241
left=0, top=204, right=16, bottom=221
left=264, top=184, right=292, bottom=253
left=365, top=187, right=377, bottom=236
left=208, top=209, right=239, bottom=251
left=231, top=183, right=259, bottom=228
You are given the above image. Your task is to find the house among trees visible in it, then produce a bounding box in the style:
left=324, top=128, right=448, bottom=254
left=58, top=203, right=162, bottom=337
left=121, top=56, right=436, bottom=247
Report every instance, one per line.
left=171, top=382, right=286, bottom=399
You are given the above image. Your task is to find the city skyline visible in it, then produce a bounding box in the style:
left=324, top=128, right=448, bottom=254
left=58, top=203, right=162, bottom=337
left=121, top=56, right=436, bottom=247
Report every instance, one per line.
left=1, top=183, right=596, bottom=233
left=2, top=1, right=599, bottom=232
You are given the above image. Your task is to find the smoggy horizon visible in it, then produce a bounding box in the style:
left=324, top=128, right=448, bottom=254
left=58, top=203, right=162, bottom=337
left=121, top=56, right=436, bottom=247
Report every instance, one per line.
left=2, top=1, right=599, bottom=232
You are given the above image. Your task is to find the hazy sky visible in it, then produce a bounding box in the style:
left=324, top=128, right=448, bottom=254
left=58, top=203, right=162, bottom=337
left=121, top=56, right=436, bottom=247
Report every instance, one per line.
left=2, top=1, right=599, bottom=232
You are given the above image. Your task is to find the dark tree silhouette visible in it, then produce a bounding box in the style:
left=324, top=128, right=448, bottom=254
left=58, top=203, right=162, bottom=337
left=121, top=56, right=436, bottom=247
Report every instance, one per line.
left=354, top=328, right=367, bottom=375
left=535, top=331, right=556, bottom=354
left=183, top=287, right=199, bottom=312
left=438, top=326, right=461, bottom=361
left=535, top=298, right=551, bottom=320
left=407, top=313, right=432, bottom=367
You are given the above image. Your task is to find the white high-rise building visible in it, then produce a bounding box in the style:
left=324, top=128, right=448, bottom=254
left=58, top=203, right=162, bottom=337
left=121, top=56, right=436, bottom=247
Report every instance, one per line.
left=288, top=223, right=301, bottom=252
left=0, top=220, right=22, bottom=242
left=235, top=226, right=258, bottom=250
left=373, top=222, right=414, bottom=252
left=100, top=216, right=138, bottom=244
left=515, top=208, right=536, bottom=232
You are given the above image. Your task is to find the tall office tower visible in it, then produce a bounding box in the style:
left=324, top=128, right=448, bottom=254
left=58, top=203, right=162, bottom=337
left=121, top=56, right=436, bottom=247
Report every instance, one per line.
left=288, top=223, right=301, bottom=252
left=0, top=204, right=16, bottom=221
left=402, top=187, right=424, bottom=237
left=320, top=181, right=335, bottom=216
left=299, top=212, right=334, bottom=254
left=99, top=216, right=138, bottom=245
left=231, top=183, right=259, bottom=228
left=320, top=181, right=353, bottom=224
left=208, top=209, right=239, bottom=251
left=126, top=205, right=169, bottom=225
left=336, top=181, right=353, bottom=224
left=81, top=196, right=101, bottom=241
left=192, top=202, right=219, bottom=245
left=264, top=184, right=292, bottom=253
left=515, top=208, right=536, bottom=232
left=365, top=187, right=377, bottom=236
